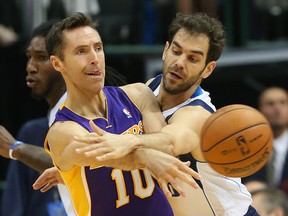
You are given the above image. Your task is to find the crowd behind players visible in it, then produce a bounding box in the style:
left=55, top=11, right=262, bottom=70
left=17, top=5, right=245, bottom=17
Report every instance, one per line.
left=243, top=86, right=288, bottom=215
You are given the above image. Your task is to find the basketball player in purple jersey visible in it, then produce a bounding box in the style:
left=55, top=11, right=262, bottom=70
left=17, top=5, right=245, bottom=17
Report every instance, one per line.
left=43, top=12, right=199, bottom=216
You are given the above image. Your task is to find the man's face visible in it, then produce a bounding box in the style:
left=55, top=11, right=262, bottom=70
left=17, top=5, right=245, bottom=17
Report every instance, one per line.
left=161, top=28, right=214, bottom=95
left=26, top=36, right=63, bottom=99
left=259, top=88, right=288, bottom=129
left=53, top=26, right=105, bottom=94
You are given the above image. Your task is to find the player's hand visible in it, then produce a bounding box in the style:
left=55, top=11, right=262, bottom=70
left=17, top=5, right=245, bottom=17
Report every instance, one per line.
left=75, top=120, right=138, bottom=161
left=33, top=167, right=64, bottom=192
left=0, top=125, right=16, bottom=158
left=140, top=149, right=200, bottom=198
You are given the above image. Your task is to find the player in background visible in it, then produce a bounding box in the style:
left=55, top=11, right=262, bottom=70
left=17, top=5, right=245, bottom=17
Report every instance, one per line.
left=0, top=19, right=66, bottom=216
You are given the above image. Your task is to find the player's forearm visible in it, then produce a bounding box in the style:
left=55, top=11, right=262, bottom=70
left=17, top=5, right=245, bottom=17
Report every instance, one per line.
left=135, top=132, right=175, bottom=156
left=105, top=153, right=144, bottom=170
left=13, top=144, right=54, bottom=173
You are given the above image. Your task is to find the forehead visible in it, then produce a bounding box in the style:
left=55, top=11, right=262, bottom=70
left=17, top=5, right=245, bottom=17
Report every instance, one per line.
left=63, top=26, right=101, bottom=46
left=172, top=28, right=209, bottom=53
left=262, top=89, right=288, bottom=102
left=27, top=36, right=46, bottom=52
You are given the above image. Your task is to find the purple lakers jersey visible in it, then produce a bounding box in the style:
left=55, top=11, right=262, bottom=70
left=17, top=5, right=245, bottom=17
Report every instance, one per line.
left=50, top=86, right=173, bottom=216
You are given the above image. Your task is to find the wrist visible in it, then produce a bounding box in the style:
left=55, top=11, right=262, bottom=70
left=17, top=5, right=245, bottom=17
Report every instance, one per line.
left=9, top=141, right=24, bottom=160
left=128, top=134, right=143, bottom=150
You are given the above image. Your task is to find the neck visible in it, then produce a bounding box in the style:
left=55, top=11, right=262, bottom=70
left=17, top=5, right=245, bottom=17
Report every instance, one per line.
left=157, top=84, right=199, bottom=111
left=66, top=90, right=106, bottom=119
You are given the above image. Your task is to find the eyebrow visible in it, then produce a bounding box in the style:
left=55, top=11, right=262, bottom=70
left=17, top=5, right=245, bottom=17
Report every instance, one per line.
left=172, top=41, right=204, bottom=56
left=73, top=42, right=103, bottom=52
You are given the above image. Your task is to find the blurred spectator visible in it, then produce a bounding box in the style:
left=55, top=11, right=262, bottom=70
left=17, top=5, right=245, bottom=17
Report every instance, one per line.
left=253, top=0, right=288, bottom=41
left=62, top=0, right=100, bottom=18
left=245, top=180, right=268, bottom=193
left=243, top=87, right=288, bottom=195
left=176, top=0, right=219, bottom=18
left=0, top=0, right=66, bottom=40
left=251, top=187, right=288, bottom=216
left=0, top=24, right=18, bottom=47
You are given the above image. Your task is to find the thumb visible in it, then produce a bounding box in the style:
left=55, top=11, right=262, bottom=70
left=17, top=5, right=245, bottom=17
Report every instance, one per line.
left=89, top=120, right=106, bottom=136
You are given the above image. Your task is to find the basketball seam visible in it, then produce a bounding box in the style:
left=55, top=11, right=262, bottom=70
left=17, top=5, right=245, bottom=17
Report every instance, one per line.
left=202, top=122, right=268, bottom=152
left=205, top=134, right=272, bottom=165
left=201, top=107, right=256, bottom=137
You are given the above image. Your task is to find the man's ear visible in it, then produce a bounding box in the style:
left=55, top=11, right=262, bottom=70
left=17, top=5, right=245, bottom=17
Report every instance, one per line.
left=50, top=55, right=62, bottom=72
left=162, top=41, right=170, bottom=61
left=202, top=61, right=216, bottom=79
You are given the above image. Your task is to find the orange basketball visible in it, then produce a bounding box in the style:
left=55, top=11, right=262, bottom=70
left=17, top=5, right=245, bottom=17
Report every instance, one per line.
left=200, top=104, right=273, bottom=177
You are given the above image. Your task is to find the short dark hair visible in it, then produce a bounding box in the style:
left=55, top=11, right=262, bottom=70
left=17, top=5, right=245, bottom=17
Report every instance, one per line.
left=168, top=12, right=226, bottom=64
left=46, top=12, right=98, bottom=60
left=32, top=19, right=61, bottom=38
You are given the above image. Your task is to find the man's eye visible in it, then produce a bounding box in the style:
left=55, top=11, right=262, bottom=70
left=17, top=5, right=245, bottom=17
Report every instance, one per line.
left=189, top=57, right=197, bottom=63
left=77, top=49, right=85, bottom=54
left=172, top=50, right=180, bottom=55
left=38, top=56, right=49, bottom=61
left=95, top=46, right=102, bottom=52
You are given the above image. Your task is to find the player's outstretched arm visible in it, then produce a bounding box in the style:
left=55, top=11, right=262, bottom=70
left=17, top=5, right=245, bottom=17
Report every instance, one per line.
left=0, top=125, right=53, bottom=173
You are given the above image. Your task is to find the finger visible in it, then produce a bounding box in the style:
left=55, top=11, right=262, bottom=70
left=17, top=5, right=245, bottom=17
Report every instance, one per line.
left=180, top=162, right=201, bottom=180
left=33, top=177, right=52, bottom=190
left=75, top=143, right=105, bottom=153
left=96, top=152, right=116, bottom=161
left=83, top=147, right=110, bottom=158
left=89, top=120, right=106, bottom=136
left=158, top=180, right=173, bottom=198
left=39, top=181, right=56, bottom=193
left=33, top=175, right=52, bottom=188
left=167, top=178, right=186, bottom=197
left=175, top=169, right=199, bottom=189
left=183, top=161, right=191, bottom=167
left=74, top=136, right=101, bottom=144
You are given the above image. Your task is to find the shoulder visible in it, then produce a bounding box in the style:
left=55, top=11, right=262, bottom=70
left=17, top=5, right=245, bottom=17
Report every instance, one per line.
left=49, top=120, right=85, bottom=137
left=121, top=82, right=149, bottom=91
left=120, top=83, right=159, bottom=111
left=120, top=83, right=154, bottom=99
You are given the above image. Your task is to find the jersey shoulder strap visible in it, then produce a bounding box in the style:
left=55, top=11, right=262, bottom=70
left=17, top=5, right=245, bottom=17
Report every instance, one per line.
left=148, top=74, right=162, bottom=91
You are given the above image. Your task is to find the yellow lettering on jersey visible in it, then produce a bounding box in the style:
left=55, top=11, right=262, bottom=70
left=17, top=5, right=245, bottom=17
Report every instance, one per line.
left=122, top=121, right=144, bottom=135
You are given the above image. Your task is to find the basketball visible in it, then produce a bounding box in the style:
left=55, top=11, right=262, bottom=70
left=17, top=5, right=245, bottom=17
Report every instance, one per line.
left=200, top=104, right=273, bottom=177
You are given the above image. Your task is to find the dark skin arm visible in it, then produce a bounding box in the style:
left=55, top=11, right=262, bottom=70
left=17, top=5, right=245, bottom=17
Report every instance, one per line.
left=0, top=125, right=53, bottom=173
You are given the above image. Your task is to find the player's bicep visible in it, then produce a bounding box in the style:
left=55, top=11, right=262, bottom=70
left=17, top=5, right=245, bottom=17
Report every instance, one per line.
left=123, top=83, right=166, bottom=133
left=140, top=86, right=166, bottom=133
left=48, top=121, right=90, bottom=170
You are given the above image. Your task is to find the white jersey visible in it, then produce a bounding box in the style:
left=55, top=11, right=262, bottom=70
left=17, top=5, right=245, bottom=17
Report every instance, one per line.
left=149, top=75, right=253, bottom=216
left=49, top=92, right=76, bottom=216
